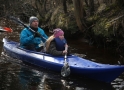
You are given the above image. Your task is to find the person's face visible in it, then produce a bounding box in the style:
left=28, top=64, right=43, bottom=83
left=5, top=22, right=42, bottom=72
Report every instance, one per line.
left=30, top=20, right=39, bottom=28
left=59, top=34, right=64, bottom=40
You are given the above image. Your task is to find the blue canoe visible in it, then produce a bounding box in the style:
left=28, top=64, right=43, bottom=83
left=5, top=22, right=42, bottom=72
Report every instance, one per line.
left=2, top=38, right=124, bottom=83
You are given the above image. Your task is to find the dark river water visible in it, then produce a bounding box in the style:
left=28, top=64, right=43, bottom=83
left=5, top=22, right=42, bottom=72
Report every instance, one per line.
left=0, top=29, right=124, bottom=90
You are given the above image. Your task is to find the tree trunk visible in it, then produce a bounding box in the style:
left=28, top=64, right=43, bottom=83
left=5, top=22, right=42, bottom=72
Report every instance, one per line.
left=63, top=0, right=67, bottom=13
left=89, top=0, right=94, bottom=15
left=72, top=0, right=85, bottom=32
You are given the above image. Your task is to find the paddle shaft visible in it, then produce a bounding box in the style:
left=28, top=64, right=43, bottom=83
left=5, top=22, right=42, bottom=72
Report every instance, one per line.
left=61, top=45, right=70, bottom=77
left=64, top=54, right=67, bottom=62
left=64, top=46, right=68, bottom=62
left=9, top=16, right=47, bottom=40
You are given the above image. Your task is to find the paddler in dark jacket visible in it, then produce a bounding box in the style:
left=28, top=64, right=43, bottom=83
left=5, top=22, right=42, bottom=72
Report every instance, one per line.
left=45, top=28, right=70, bottom=56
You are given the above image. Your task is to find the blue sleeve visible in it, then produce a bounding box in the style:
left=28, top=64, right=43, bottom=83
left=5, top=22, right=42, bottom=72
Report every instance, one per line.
left=20, top=28, right=34, bottom=45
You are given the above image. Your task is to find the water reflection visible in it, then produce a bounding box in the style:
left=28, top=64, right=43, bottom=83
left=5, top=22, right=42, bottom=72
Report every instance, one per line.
left=0, top=58, right=21, bottom=90
left=17, top=63, right=114, bottom=90
left=19, top=67, right=44, bottom=90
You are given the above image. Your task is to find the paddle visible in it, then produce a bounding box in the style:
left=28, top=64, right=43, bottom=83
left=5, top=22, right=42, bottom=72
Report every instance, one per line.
left=61, top=46, right=70, bottom=77
left=0, top=27, right=13, bottom=33
left=8, top=16, right=47, bottom=40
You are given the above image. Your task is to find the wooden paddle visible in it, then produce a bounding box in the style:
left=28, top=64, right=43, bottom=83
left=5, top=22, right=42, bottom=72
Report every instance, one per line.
left=0, top=27, right=13, bottom=33
left=61, top=46, right=70, bottom=77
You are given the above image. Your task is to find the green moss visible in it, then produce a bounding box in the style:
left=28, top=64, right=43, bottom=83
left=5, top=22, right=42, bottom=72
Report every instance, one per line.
left=93, top=18, right=113, bottom=37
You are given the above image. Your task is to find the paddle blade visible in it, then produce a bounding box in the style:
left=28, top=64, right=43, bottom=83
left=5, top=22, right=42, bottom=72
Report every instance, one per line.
left=3, top=27, right=13, bottom=33
left=0, top=27, right=13, bottom=33
left=61, top=62, right=70, bottom=77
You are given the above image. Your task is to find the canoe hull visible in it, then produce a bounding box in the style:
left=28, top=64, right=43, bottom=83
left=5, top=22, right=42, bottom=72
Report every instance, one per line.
left=3, top=38, right=124, bottom=83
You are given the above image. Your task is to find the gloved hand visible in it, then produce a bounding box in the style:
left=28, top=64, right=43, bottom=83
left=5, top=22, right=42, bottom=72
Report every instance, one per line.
left=34, top=32, right=41, bottom=38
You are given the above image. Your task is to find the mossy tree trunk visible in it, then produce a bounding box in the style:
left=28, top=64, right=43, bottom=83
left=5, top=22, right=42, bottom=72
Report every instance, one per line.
left=72, top=0, right=86, bottom=32
left=89, top=0, right=94, bottom=15
left=63, top=0, right=67, bottom=14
